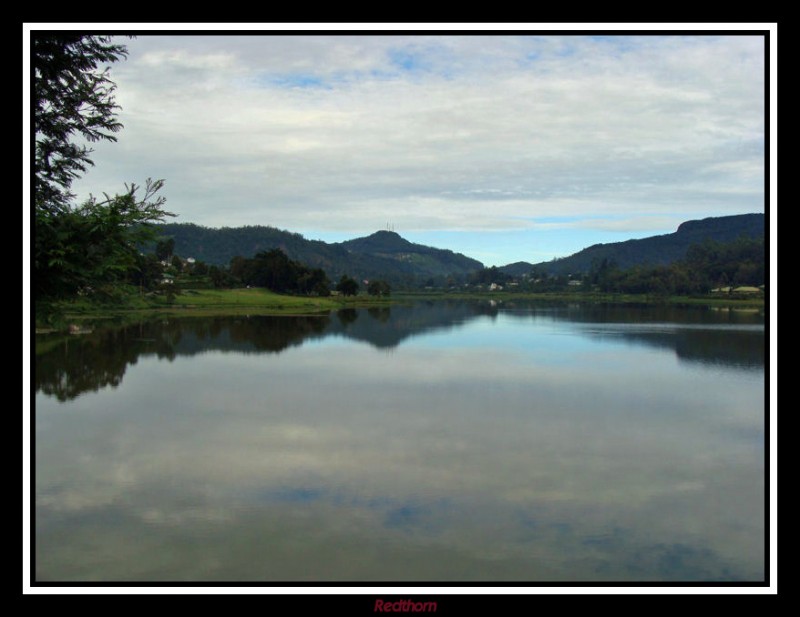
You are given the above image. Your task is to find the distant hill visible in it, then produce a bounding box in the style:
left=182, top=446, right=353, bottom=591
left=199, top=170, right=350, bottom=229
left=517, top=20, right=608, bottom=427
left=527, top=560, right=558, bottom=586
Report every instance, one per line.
left=150, top=224, right=483, bottom=284
left=505, top=213, right=765, bottom=276
left=152, top=213, right=763, bottom=284
left=340, top=230, right=483, bottom=278
left=498, top=261, right=539, bottom=277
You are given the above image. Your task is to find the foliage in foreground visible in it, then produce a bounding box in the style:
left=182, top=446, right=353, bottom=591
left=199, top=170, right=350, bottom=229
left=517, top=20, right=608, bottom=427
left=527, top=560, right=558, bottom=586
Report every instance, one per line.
left=34, top=35, right=174, bottom=319
left=36, top=180, right=171, bottom=303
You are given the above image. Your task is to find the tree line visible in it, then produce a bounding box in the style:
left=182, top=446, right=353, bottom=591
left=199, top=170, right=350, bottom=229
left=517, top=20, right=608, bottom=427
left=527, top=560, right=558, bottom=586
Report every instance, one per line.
left=458, top=235, right=764, bottom=296
left=210, top=250, right=390, bottom=297
left=124, top=241, right=392, bottom=299
left=583, top=236, right=764, bottom=295
left=228, top=250, right=330, bottom=295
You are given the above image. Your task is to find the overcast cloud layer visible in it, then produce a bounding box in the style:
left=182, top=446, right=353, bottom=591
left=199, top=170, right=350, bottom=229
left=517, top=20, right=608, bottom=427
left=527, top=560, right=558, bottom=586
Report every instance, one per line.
left=63, top=33, right=767, bottom=265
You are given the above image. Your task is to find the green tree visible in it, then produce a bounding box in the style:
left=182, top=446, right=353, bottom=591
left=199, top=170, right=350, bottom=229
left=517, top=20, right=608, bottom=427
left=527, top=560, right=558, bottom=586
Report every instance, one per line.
left=209, top=265, right=235, bottom=289
left=230, top=249, right=331, bottom=296
left=229, top=256, right=249, bottom=283
left=155, top=237, right=176, bottom=262
left=34, top=35, right=173, bottom=311
left=35, top=35, right=128, bottom=213
left=296, top=267, right=330, bottom=296
left=129, top=252, right=164, bottom=292
left=35, top=179, right=170, bottom=302
left=192, top=260, right=209, bottom=276
left=367, top=279, right=391, bottom=297
left=336, top=275, right=359, bottom=297
left=246, top=249, right=297, bottom=292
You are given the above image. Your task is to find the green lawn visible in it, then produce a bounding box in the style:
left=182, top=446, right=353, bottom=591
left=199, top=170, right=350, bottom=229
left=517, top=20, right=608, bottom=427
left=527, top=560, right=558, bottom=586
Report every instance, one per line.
left=38, top=287, right=395, bottom=329
left=154, top=287, right=339, bottom=310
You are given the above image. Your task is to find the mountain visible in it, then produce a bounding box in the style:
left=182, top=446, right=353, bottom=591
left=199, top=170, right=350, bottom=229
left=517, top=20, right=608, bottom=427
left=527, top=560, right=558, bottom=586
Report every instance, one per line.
left=509, top=213, right=764, bottom=276
left=151, top=213, right=763, bottom=285
left=340, top=230, right=483, bottom=278
left=498, top=261, right=539, bottom=277
left=150, top=224, right=483, bottom=284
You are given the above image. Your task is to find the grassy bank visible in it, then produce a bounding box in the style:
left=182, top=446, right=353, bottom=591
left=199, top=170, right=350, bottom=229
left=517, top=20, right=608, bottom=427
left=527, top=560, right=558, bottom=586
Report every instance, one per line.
left=36, top=286, right=765, bottom=332
left=36, top=287, right=394, bottom=331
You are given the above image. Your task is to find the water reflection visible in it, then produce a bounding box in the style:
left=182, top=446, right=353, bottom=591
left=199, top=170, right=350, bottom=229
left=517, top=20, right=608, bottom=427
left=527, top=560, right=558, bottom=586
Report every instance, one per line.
left=585, top=325, right=764, bottom=370
left=36, top=302, right=764, bottom=401
left=499, top=303, right=765, bottom=370
left=34, top=301, right=765, bottom=582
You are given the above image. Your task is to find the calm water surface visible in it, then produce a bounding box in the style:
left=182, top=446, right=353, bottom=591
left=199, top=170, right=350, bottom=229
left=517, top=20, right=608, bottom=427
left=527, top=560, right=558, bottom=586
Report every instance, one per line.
left=34, top=301, right=766, bottom=582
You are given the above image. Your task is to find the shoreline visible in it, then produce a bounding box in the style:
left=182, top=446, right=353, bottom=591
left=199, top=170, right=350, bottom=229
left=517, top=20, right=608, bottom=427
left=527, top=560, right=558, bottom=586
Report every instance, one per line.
left=34, top=288, right=765, bottom=334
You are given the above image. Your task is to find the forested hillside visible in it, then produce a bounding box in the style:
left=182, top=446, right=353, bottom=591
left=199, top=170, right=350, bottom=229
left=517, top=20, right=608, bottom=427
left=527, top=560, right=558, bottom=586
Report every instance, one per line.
left=509, top=213, right=764, bottom=276
left=150, top=224, right=483, bottom=285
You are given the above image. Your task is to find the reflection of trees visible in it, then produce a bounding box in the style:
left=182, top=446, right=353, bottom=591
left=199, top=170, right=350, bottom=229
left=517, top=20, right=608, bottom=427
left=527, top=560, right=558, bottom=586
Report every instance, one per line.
left=367, top=307, right=391, bottom=323
left=336, top=308, right=358, bottom=327
left=501, top=302, right=764, bottom=327
left=36, top=301, right=763, bottom=403
left=35, top=316, right=334, bottom=401
left=36, top=327, right=158, bottom=402
left=620, top=328, right=765, bottom=369
left=34, top=305, right=491, bottom=400
left=500, top=302, right=764, bottom=369
left=228, top=316, right=330, bottom=353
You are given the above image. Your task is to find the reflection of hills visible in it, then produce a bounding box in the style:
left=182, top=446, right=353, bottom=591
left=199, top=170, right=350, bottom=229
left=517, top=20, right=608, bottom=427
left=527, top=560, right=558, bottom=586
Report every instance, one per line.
left=586, top=307, right=765, bottom=370
left=500, top=302, right=765, bottom=327
left=329, top=301, right=498, bottom=348
left=500, top=302, right=765, bottom=369
left=623, top=327, right=764, bottom=369
left=168, top=303, right=495, bottom=353
left=34, top=303, right=497, bottom=401
left=35, top=301, right=763, bottom=402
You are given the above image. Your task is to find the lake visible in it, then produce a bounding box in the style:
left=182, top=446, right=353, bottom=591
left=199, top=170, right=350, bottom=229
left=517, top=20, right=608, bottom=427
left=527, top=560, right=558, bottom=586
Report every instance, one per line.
left=33, top=300, right=766, bottom=583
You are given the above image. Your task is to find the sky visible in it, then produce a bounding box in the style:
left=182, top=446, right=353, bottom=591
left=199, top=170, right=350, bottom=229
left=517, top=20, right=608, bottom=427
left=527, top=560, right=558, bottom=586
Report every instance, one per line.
left=41, top=28, right=770, bottom=267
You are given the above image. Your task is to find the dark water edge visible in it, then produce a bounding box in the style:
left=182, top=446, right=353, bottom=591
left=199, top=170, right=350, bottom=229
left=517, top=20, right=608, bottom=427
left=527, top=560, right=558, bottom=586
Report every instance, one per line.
left=35, top=301, right=764, bottom=402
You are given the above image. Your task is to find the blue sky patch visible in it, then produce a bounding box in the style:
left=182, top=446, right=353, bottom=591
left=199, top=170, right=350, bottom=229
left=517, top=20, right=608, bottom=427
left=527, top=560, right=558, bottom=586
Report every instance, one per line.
left=255, top=72, right=329, bottom=89
left=387, top=47, right=430, bottom=73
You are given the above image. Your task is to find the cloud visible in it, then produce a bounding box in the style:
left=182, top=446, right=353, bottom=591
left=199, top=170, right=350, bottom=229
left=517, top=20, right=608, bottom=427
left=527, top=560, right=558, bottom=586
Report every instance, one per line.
left=67, top=33, right=766, bottom=255
left=529, top=215, right=688, bottom=234
left=138, top=48, right=236, bottom=70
